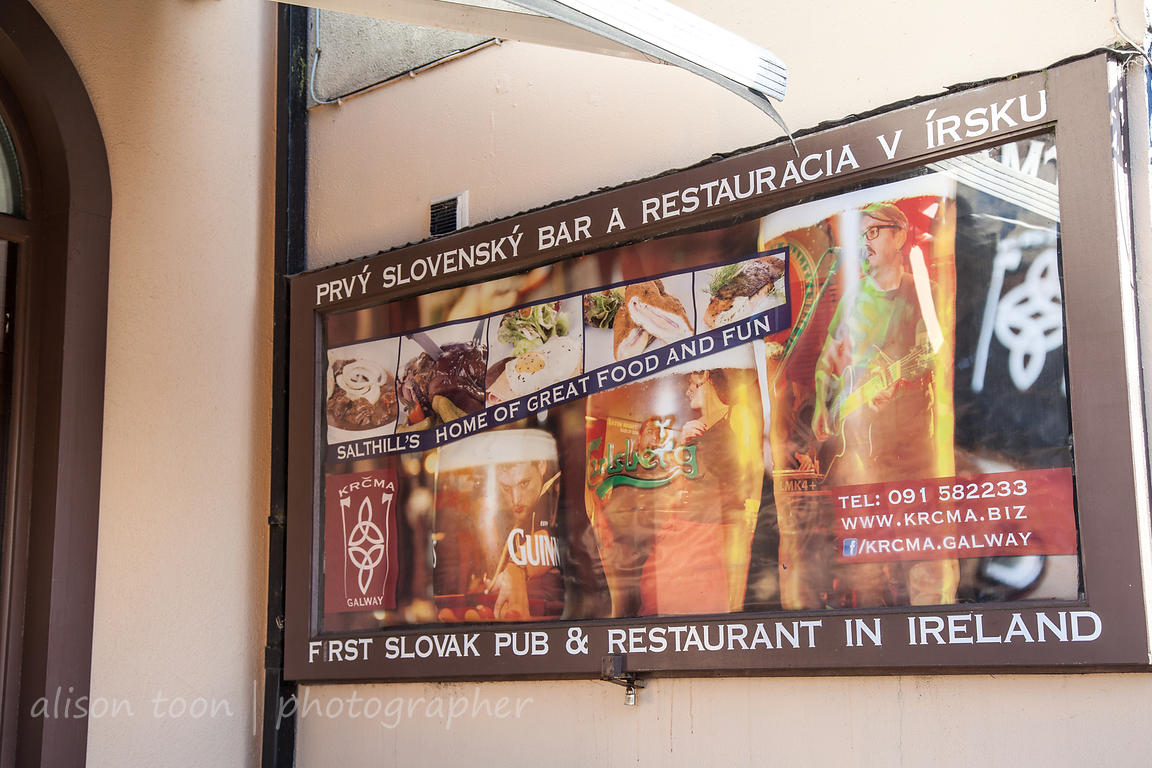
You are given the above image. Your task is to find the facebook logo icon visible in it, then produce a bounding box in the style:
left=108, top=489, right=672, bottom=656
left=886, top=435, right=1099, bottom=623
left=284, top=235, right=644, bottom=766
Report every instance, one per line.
left=842, top=538, right=859, bottom=557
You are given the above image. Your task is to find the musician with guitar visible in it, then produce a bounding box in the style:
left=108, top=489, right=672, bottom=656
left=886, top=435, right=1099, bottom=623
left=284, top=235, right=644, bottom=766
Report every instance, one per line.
left=810, top=201, right=958, bottom=607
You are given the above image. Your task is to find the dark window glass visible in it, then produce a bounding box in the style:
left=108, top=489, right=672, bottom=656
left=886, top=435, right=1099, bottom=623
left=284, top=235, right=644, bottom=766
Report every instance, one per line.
left=0, top=117, right=21, bottom=216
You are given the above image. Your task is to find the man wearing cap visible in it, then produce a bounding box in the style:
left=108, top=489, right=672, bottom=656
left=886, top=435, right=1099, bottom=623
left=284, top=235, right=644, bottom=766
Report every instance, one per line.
left=810, top=201, right=957, bottom=607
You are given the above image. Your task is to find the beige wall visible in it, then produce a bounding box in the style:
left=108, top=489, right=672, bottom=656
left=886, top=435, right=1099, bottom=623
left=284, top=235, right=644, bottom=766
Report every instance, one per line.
left=30, top=0, right=277, bottom=765
left=296, top=675, right=1152, bottom=766
left=307, top=0, right=1150, bottom=265
left=302, top=1, right=1152, bottom=766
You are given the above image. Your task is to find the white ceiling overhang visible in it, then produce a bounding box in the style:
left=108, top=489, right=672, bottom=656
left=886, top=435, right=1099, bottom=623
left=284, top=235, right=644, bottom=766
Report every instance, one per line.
left=277, top=0, right=791, bottom=135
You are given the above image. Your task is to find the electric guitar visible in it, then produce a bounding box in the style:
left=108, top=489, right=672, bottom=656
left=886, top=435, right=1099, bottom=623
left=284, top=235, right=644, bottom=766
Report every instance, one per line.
left=828, top=342, right=933, bottom=432
left=819, top=342, right=934, bottom=476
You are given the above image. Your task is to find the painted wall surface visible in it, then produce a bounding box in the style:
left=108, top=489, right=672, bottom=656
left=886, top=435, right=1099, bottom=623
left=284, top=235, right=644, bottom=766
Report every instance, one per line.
left=29, top=0, right=277, bottom=766
left=294, top=675, right=1152, bottom=766
left=302, top=1, right=1152, bottom=766
left=307, top=0, right=1150, bottom=265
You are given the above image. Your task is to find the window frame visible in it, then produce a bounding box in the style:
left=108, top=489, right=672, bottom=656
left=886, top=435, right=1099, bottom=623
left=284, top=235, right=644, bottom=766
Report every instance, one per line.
left=0, top=2, right=111, bottom=764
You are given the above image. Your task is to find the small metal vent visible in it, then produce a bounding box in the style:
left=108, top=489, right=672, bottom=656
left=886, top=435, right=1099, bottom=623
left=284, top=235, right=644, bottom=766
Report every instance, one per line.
left=430, top=192, right=468, bottom=236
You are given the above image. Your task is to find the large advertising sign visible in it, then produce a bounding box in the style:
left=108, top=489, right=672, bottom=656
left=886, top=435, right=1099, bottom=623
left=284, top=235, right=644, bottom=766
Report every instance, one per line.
left=286, top=56, right=1152, bottom=680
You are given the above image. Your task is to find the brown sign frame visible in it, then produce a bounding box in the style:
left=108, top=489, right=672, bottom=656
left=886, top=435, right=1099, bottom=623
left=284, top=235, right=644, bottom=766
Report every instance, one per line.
left=285, top=53, right=1152, bottom=682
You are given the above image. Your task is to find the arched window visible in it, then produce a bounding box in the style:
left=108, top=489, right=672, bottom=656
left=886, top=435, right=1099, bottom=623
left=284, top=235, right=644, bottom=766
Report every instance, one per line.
left=0, top=2, right=111, bottom=765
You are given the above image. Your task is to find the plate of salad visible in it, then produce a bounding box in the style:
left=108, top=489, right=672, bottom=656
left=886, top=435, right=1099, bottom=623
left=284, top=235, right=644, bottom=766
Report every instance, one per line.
left=486, top=298, right=584, bottom=403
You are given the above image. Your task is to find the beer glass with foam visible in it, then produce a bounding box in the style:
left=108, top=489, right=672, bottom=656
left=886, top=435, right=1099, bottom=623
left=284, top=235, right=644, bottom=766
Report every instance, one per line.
left=584, top=346, right=766, bottom=618
left=433, top=429, right=563, bottom=622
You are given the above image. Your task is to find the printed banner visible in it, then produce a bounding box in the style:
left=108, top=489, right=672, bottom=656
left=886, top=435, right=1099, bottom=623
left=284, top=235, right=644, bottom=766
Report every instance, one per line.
left=317, top=133, right=1082, bottom=632
left=324, top=249, right=790, bottom=462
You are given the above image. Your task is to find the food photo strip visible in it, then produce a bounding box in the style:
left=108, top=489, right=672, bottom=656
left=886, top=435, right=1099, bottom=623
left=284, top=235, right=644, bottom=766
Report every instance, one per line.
left=320, top=247, right=792, bottom=461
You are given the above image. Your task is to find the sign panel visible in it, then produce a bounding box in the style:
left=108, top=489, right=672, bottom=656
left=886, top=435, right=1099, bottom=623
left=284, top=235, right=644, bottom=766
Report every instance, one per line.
left=286, top=55, right=1152, bottom=680
left=317, top=165, right=1080, bottom=628
left=322, top=469, right=400, bottom=615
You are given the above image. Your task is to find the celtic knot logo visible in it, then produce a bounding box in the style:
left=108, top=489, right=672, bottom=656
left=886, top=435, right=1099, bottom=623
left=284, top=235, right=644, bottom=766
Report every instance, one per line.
left=344, top=495, right=388, bottom=595
left=973, top=231, right=1061, bottom=395
left=993, top=247, right=1062, bottom=391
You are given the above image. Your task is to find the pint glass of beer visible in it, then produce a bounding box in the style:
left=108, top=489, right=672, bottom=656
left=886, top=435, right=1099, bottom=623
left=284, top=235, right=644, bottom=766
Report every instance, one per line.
left=584, top=346, right=766, bottom=618
left=433, top=429, right=564, bottom=622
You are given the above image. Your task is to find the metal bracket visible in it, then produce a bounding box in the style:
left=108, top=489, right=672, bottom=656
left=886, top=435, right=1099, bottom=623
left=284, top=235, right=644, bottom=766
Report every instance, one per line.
left=601, top=655, right=645, bottom=705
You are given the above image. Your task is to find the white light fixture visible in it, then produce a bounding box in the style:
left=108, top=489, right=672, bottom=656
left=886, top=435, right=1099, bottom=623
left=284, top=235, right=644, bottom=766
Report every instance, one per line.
left=503, top=0, right=791, bottom=138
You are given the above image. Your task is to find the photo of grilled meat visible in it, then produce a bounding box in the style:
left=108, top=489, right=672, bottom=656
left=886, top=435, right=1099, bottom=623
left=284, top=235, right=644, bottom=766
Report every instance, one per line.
left=703, top=254, right=786, bottom=329
left=398, top=341, right=486, bottom=426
